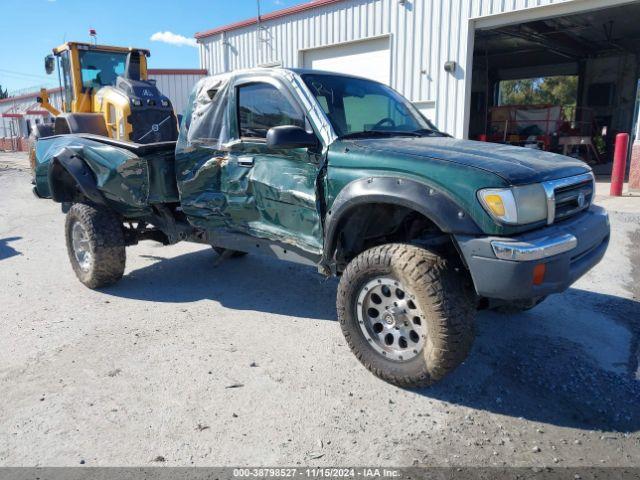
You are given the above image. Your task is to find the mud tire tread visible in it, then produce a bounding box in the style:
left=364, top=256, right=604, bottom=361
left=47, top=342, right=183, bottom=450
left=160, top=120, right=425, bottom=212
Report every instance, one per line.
left=65, top=202, right=126, bottom=289
left=337, top=243, right=475, bottom=388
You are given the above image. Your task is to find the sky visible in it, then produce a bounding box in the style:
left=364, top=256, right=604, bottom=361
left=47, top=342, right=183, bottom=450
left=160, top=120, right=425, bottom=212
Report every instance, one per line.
left=0, top=0, right=301, bottom=94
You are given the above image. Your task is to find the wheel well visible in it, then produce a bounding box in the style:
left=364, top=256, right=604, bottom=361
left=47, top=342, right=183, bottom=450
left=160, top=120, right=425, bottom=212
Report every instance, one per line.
left=331, top=203, right=461, bottom=272
left=49, top=161, right=82, bottom=203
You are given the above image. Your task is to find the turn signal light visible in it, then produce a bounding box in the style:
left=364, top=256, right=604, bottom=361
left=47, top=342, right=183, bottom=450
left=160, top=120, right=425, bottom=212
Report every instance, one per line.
left=483, top=194, right=506, bottom=217
left=532, top=263, right=546, bottom=285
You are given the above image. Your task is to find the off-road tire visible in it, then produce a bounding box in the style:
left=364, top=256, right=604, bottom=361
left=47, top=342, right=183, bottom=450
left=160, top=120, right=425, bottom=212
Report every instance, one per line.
left=337, top=243, right=475, bottom=388
left=65, top=202, right=126, bottom=288
left=213, top=246, right=247, bottom=258
left=491, top=296, right=547, bottom=314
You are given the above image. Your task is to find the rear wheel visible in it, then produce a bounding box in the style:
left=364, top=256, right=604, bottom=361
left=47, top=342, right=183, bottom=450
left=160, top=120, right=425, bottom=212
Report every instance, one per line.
left=65, top=203, right=126, bottom=288
left=337, top=243, right=475, bottom=388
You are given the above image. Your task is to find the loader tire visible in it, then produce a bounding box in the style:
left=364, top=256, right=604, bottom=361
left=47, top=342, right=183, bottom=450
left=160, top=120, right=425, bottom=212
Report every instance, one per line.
left=337, top=243, right=475, bottom=388
left=65, top=202, right=126, bottom=289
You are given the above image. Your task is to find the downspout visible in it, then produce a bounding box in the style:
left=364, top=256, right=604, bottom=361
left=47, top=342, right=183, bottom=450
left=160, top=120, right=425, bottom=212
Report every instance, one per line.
left=222, top=31, right=229, bottom=73
left=256, top=0, right=262, bottom=67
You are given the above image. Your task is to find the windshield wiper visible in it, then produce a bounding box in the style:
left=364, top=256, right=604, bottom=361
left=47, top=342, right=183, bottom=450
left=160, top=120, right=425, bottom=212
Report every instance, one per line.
left=339, top=130, right=423, bottom=140
left=413, top=128, right=449, bottom=137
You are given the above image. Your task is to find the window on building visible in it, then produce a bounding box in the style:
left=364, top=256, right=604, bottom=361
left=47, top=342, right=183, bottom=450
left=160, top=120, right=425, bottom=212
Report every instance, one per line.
left=237, top=83, right=305, bottom=139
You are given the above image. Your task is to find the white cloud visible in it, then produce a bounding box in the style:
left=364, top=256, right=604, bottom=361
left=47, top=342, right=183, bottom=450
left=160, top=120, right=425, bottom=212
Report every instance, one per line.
left=150, top=31, right=197, bottom=48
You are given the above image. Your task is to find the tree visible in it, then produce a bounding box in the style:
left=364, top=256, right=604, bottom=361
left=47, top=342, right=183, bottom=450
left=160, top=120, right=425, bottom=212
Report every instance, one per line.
left=499, top=76, right=578, bottom=107
left=0, top=84, right=8, bottom=99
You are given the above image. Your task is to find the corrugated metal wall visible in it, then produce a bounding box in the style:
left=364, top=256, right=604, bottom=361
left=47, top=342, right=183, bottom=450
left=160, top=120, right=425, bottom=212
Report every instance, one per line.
left=148, top=72, right=206, bottom=117
left=198, top=0, right=571, bottom=137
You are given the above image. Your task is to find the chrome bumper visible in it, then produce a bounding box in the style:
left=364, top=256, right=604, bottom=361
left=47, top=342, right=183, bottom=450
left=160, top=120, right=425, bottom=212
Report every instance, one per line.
left=491, top=233, right=578, bottom=261
left=455, top=206, right=610, bottom=301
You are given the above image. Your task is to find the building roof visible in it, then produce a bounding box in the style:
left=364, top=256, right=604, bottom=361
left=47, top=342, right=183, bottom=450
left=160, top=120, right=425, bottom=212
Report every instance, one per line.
left=0, top=87, right=62, bottom=106
left=1, top=100, right=50, bottom=118
left=195, top=0, right=344, bottom=39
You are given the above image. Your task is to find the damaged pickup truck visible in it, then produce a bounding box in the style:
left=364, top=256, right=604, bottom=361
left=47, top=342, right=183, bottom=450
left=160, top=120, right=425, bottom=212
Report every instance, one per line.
left=33, top=68, right=610, bottom=387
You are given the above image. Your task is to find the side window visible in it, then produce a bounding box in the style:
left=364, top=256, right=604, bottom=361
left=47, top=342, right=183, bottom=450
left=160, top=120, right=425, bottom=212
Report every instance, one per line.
left=237, top=83, right=305, bottom=139
left=60, top=51, right=74, bottom=112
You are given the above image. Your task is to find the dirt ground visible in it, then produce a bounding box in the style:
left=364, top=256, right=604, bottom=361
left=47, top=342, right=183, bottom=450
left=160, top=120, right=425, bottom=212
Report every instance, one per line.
left=0, top=151, right=639, bottom=467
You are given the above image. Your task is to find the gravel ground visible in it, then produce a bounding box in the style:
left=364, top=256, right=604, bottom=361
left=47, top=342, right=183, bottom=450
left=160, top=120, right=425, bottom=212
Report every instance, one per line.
left=0, top=152, right=639, bottom=467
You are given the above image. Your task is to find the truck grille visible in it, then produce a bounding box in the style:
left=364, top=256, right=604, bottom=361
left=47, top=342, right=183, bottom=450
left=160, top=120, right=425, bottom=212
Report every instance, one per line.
left=542, top=173, right=594, bottom=224
left=553, top=178, right=594, bottom=222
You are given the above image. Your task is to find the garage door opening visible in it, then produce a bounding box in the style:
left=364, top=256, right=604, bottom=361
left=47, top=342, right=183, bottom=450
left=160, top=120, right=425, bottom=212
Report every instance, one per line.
left=469, top=2, right=640, bottom=165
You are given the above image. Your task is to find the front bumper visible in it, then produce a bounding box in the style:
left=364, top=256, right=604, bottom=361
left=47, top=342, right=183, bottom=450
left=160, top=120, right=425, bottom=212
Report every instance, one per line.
left=455, top=205, right=610, bottom=301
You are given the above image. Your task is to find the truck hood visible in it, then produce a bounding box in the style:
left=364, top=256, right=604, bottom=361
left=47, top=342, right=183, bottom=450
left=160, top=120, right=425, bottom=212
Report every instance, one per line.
left=351, top=136, right=591, bottom=184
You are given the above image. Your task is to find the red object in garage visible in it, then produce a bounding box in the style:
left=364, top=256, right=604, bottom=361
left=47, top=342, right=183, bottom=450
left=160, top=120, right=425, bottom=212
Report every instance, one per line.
left=610, top=133, right=629, bottom=196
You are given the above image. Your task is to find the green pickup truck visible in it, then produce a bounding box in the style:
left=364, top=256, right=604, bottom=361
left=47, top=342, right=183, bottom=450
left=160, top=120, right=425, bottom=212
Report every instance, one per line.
left=33, top=68, right=610, bottom=387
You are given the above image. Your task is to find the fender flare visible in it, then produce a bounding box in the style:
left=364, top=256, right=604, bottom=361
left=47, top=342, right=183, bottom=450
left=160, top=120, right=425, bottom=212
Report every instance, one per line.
left=47, top=148, right=106, bottom=205
left=321, top=176, right=481, bottom=265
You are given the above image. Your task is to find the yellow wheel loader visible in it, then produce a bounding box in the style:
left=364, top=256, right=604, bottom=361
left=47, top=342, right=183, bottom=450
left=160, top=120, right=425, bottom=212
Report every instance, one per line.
left=36, top=42, right=178, bottom=144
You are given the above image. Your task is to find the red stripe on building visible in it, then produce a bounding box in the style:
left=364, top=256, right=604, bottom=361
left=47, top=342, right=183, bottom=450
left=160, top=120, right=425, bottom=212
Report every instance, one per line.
left=195, top=0, right=344, bottom=39
left=26, top=110, right=50, bottom=115
left=1, top=113, right=24, bottom=118
left=0, top=87, right=63, bottom=105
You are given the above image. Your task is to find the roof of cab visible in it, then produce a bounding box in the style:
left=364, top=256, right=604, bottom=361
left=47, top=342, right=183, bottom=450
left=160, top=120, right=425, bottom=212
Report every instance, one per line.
left=203, top=67, right=380, bottom=84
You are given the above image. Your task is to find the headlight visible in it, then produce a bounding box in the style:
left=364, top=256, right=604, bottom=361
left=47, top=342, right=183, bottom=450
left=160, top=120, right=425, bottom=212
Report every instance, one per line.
left=478, top=184, right=547, bottom=225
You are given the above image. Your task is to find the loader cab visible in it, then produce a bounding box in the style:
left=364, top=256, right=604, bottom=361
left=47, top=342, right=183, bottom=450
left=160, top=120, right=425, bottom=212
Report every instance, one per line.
left=39, top=42, right=177, bottom=143
left=48, top=42, right=149, bottom=114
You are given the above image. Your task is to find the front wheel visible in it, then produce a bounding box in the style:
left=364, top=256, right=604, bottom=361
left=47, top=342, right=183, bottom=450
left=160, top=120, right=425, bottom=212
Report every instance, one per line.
left=65, top=203, right=126, bottom=289
left=337, top=243, right=475, bottom=388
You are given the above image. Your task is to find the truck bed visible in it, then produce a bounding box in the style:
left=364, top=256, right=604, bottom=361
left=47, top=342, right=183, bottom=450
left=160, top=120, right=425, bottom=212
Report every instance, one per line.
left=34, top=133, right=180, bottom=209
left=72, top=134, right=176, bottom=156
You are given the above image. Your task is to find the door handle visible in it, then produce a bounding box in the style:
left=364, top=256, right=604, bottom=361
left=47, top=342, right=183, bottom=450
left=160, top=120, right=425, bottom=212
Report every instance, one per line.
left=236, top=155, right=254, bottom=167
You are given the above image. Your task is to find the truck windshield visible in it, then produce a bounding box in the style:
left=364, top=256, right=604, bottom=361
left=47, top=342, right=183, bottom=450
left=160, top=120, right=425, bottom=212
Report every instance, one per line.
left=79, top=50, right=128, bottom=91
left=301, top=73, right=439, bottom=138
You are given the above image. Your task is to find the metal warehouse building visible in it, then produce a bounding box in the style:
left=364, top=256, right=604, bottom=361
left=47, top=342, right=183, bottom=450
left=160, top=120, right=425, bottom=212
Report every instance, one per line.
left=195, top=0, right=640, bottom=164
left=0, top=69, right=206, bottom=151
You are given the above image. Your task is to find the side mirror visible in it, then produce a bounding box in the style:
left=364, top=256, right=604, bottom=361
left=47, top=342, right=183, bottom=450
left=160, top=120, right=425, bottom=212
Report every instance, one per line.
left=266, top=125, right=317, bottom=150
left=44, top=55, right=55, bottom=75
